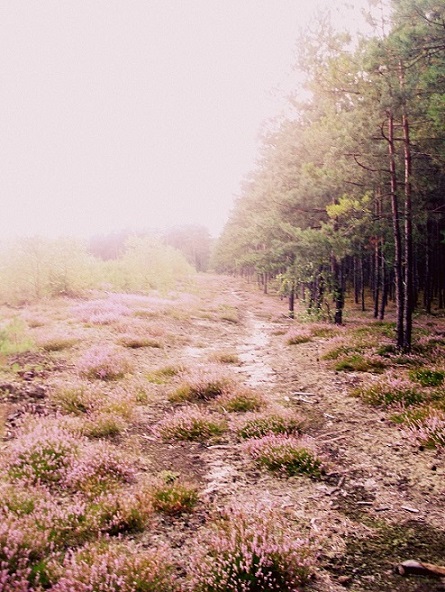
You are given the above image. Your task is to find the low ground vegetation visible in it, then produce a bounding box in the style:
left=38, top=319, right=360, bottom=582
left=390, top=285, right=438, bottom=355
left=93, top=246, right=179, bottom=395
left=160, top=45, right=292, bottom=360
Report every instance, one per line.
left=0, top=275, right=444, bottom=591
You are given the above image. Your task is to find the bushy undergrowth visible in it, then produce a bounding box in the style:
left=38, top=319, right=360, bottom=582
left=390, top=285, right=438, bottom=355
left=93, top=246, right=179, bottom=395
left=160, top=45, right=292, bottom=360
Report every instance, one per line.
left=169, top=366, right=234, bottom=403
left=49, top=541, right=176, bottom=592
left=404, top=411, right=445, bottom=450
left=0, top=236, right=194, bottom=304
left=154, top=407, right=227, bottom=442
left=209, top=351, right=240, bottom=364
left=146, top=365, right=184, bottom=384
left=244, top=435, right=322, bottom=478
left=237, top=412, right=305, bottom=440
left=409, top=368, right=445, bottom=387
left=352, top=376, right=427, bottom=408
left=151, top=476, right=199, bottom=516
left=284, top=327, right=312, bottom=345
left=0, top=318, right=35, bottom=355
left=215, top=388, right=265, bottom=413
left=77, top=345, right=133, bottom=380
left=186, top=502, right=317, bottom=592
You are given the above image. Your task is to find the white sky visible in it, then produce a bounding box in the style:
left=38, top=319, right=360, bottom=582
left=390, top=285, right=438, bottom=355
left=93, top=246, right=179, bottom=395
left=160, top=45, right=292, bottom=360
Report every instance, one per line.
left=0, top=0, right=370, bottom=240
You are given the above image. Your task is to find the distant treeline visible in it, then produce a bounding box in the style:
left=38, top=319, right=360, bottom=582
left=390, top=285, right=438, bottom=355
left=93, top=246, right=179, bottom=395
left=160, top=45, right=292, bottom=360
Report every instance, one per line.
left=0, top=234, right=197, bottom=304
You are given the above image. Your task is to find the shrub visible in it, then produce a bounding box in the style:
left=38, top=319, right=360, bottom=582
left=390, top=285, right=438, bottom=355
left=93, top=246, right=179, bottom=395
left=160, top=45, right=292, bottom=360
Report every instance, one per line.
left=64, top=441, right=135, bottom=495
left=244, top=435, right=322, bottom=478
left=146, top=365, right=184, bottom=384
left=334, top=354, right=385, bottom=373
left=77, top=345, right=133, bottom=380
left=284, top=327, right=312, bottom=345
left=154, top=407, right=227, bottom=442
left=404, top=412, right=445, bottom=450
left=216, top=389, right=265, bottom=413
left=409, top=368, right=445, bottom=387
left=49, top=541, right=176, bottom=592
left=151, top=477, right=199, bottom=515
left=72, top=298, right=131, bottom=325
left=352, top=377, right=425, bottom=408
left=7, top=423, right=79, bottom=485
left=169, top=366, right=234, bottom=403
left=86, top=489, right=154, bottom=535
left=49, top=382, right=102, bottom=415
left=187, top=502, right=317, bottom=592
left=0, top=318, right=35, bottom=355
left=237, top=412, right=305, bottom=440
left=209, top=351, right=240, bottom=364
left=80, top=412, right=128, bottom=438
left=219, top=306, right=239, bottom=324
left=38, top=334, right=79, bottom=352
left=119, top=334, right=163, bottom=348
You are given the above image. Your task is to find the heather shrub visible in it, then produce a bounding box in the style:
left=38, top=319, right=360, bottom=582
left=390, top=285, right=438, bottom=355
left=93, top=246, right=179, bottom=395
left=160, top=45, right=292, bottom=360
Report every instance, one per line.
left=219, top=305, right=239, bottom=324
left=0, top=519, right=44, bottom=589
left=334, top=353, right=385, bottom=373
left=209, top=351, right=240, bottom=364
left=49, top=541, right=176, bottom=592
left=284, top=327, right=312, bottom=345
left=49, top=382, right=103, bottom=415
left=352, top=376, right=425, bottom=408
left=154, top=407, right=227, bottom=442
left=186, top=502, right=317, bottom=592
left=146, top=365, right=184, bottom=384
left=169, top=366, right=234, bottom=403
left=80, top=412, right=128, bottom=439
left=6, top=423, right=80, bottom=485
left=86, top=489, right=154, bottom=535
left=64, top=441, right=135, bottom=495
left=72, top=298, right=131, bottom=325
left=37, top=333, right=79, bottom=352
left=119, top=334, right=163, bottom=348
left=151, top=476, right=199, bottom=515
left=77, top=345, right=133, bottom=380
left=404, top=412, right=445, bottom=450
left=409, top=368, right=445, bottom=387
left=215, top=388, right=265, bottom=413
left=237, top=412, right=305, bottom=440
left=244, top=435, right=322, bottom=478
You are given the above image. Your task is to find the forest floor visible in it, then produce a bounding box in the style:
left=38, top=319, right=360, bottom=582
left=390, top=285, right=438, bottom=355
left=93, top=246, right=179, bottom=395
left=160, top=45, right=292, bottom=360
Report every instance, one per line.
left=1, top=273, right=444, bottom=591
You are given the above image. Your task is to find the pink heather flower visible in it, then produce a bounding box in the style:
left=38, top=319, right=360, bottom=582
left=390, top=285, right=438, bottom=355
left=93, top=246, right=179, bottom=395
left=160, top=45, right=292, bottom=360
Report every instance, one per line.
left=50, top=541, right=174, bottom=592
left=63, top=441, right=135, bottom=494
left=243, top=434, right=322, bottom=477
left=404, top=412, right=445, bottom=450
left=77, top=345, right=133, bottom=380
left=187, top=501, right=317, bottom=591
left=153, top=407, right=226, bottom=442
left=72, top=298, right=131, bottom=325
left=6, top=422, right=80, bottom=486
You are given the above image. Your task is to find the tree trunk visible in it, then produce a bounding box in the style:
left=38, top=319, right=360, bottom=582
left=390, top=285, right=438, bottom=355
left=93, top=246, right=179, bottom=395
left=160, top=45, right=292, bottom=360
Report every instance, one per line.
left=400, top=67, right=413, bottom=352
left=289, top=284, right=295, bottom=319
left=388, top=111, right=405, bottom=349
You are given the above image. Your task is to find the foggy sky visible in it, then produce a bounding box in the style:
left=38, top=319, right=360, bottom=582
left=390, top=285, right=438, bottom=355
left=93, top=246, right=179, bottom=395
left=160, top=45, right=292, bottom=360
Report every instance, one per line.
left=0, top=1, right=369, bottom=240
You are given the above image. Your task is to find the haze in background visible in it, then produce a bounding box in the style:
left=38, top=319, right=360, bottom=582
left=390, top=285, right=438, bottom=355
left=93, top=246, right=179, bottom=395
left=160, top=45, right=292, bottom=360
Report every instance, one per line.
left=0, top=0, right=370, bottom=240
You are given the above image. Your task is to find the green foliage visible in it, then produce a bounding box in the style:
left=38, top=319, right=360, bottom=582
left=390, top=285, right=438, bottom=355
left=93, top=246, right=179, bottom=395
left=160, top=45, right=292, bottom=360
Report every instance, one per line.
left=237, top=413, right=304, bottom=440
left=409, top=368, right=444, bottom=387
left=0, top=318, right=35, bottom=355
left=0, top=235, right=194, bottom=304
left=151, top=476, right=199, bottom=515
left=352, top=379, right=426, bottom=408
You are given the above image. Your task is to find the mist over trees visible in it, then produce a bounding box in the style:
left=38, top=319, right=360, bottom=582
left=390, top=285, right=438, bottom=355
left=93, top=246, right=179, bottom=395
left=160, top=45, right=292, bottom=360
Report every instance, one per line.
left=213, top=0, right=445, bottom=352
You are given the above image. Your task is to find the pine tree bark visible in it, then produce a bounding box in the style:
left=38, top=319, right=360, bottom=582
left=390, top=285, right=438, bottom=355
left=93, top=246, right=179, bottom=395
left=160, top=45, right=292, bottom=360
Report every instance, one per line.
left=388, top=111, right=405, bottom=349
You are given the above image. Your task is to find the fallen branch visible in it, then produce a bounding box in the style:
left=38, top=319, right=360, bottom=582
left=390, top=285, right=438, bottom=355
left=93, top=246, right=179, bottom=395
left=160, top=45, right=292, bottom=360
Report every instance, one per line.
left=397, top=560, right=445, bottom=578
